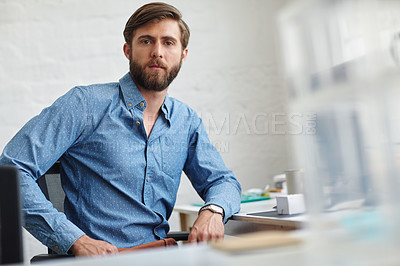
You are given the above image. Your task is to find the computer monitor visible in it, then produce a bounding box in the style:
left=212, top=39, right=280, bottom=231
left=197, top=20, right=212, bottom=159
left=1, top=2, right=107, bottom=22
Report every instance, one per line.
left=0, top=165, right=23, bottom=264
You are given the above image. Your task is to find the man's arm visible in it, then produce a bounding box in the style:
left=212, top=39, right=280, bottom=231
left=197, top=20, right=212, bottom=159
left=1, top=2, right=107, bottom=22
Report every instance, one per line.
left=0, top=87, right=115, bottom=255
left=183, top=117, right=242, bottom=242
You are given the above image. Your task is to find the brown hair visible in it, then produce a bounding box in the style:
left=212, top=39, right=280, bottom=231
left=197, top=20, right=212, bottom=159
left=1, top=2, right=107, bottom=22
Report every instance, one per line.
left=123, top=2, right=190, bottom=49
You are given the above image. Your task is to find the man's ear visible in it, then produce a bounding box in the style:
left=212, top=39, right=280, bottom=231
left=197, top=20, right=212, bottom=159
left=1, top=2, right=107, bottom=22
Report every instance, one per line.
left=181, top=48, right=188, bottom=63
left=123, top=43, right=130, bottom=60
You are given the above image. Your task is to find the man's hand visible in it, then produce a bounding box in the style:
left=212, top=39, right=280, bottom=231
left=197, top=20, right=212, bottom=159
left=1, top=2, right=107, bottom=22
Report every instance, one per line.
left=188, top=209, right=224, bottom=243
left=70, top=234, right=118, bottom=256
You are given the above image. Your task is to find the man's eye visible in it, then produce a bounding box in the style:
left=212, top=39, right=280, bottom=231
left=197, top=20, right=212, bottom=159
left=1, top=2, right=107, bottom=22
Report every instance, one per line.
left=165, top=41, right=174, bottom=46
left=142, top=40, right=151, bottom=44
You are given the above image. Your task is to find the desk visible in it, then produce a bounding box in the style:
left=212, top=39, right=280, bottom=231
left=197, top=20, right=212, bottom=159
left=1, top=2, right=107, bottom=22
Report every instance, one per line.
left=22, top=233, right=400, bottom=266
left=24, top=241, right=305, bottom=266
left=174, top=199, right=307, bottom=235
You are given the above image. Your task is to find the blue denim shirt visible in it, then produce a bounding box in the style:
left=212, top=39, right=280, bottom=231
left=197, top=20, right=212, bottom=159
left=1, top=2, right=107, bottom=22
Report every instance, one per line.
left=0, top=73, right=241, bottom=254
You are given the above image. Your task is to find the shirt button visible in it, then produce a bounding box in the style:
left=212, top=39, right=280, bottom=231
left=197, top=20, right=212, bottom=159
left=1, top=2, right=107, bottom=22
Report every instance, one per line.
left=136, top=121, right=141, bottom=125
left=155, top=231, right=158, bottom=236
left=139, top=102, right=145, bottom=107
left=54, top=246, right=59, bottom=251
left=147, top=177, right=150, bottom=182
left=128, top=104, right=132, bottom=107
left=27, top=226, right=31, bottom=230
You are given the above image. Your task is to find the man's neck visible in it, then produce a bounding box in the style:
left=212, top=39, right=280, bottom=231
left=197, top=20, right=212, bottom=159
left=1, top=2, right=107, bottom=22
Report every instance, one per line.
left=135, top=83, right=168, bottom=138
left=136, top=86, right=167, bottom=115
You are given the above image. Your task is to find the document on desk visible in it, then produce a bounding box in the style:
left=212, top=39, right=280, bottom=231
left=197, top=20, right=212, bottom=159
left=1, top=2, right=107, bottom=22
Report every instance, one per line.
left=210, top=231, right=301, bottom=252
left=247, top=210, right=303, bottom=218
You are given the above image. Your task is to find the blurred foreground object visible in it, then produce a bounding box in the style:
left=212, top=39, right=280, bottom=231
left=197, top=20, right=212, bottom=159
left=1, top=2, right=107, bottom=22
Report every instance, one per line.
left=278, top=0, right=400, bottom=264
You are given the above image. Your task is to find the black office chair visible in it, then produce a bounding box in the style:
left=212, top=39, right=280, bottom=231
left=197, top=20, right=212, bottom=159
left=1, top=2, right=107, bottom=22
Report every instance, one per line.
left=31, top=161, right=189, bottom=263
left=0, top=166, right=24, bottom=265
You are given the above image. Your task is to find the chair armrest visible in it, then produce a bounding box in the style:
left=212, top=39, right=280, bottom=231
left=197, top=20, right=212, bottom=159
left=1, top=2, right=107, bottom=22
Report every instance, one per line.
left=166, top=231, right=190, bottom=241
left=31, top=254, right=74, bottom=264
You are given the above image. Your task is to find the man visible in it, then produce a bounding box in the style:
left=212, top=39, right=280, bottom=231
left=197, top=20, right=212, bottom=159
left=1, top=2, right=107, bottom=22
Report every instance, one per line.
left=0, top=2, right=241, bottom=256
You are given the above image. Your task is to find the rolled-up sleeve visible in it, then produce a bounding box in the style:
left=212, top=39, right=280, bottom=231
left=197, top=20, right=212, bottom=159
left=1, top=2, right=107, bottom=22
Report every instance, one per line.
left=183, top=117, right=241, bottom=223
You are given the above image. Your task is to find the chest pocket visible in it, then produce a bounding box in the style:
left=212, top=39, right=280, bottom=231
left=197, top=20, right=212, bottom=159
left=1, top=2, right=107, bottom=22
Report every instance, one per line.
left=160, top=136, right=188, bottom=177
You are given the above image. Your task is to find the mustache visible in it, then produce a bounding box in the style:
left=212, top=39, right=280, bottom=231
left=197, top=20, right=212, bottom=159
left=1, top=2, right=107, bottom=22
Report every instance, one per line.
left=146, top=60, right=167, bottom=69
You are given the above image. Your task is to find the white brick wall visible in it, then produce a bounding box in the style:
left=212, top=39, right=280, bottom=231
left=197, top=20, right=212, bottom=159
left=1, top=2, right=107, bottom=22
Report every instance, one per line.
left=0, top=0, right=290, bottom=260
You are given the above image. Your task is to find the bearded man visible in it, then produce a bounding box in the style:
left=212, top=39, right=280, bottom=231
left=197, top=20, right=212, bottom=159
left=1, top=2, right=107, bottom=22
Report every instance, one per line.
left=0, top=2, right=241, bottom=256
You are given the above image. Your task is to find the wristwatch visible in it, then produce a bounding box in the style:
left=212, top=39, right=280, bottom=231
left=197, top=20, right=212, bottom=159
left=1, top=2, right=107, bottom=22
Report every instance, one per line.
left=199, top=204, right=225, bottom=219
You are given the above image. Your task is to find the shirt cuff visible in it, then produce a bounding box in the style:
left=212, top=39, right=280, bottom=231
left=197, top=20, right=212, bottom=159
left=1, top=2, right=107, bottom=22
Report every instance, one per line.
left=203, top=200, right=240, bottom=224
left=45, top=219, right=85, bottom=254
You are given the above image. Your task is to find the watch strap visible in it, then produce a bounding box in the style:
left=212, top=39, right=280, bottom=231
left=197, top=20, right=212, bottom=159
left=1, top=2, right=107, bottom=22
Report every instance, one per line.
left=199, top=204, right=225, bottom=219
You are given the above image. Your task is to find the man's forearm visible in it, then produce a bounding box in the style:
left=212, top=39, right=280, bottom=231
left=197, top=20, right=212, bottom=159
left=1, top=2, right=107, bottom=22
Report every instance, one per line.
left=19, top=170, right=85, bottom=254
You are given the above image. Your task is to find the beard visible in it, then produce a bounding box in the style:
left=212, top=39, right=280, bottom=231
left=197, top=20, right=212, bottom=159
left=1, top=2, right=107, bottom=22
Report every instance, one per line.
left=129, top=56, right=182, bottom=92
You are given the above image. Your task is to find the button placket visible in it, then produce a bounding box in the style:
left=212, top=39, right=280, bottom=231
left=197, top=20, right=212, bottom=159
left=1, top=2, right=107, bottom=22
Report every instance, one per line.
left=130, top=104, right=145, bottom=135
left=145, top=142, right=151, bottom=185
left=143, top=140, right=151, bottom=206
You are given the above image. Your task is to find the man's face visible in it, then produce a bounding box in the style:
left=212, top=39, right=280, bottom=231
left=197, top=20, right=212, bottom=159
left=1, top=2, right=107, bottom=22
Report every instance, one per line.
left=125, top=18, right=188, bottom=92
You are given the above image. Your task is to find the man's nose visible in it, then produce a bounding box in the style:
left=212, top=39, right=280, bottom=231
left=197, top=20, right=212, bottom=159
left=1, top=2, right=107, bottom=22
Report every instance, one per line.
left=152, top=43, right=163, bottom=58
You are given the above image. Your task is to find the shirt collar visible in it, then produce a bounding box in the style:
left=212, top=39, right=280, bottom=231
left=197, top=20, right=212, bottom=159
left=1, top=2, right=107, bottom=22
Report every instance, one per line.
left=162, top=94, right=172, bottom=121
left=119, top=73, right=146, bottom=110
left=119, top=73, right=171, bottom=121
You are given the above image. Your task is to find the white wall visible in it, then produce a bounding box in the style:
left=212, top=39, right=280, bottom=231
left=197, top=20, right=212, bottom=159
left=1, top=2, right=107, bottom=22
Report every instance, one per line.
left=0, top=0, right=290, bottom=260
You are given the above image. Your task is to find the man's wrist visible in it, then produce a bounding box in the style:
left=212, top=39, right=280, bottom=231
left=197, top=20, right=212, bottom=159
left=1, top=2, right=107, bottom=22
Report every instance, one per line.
left=199, top=204, right=225, bottom=219
left=69, top=234, right=89, bottom=254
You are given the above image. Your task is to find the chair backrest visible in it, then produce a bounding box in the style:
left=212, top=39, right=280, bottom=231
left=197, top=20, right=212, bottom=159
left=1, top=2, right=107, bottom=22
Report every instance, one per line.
left=37, top=161, right=65, bottom=213
left=36, top=162, right=66, bottom=255
left=0, top=166, right=24, bottom=265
